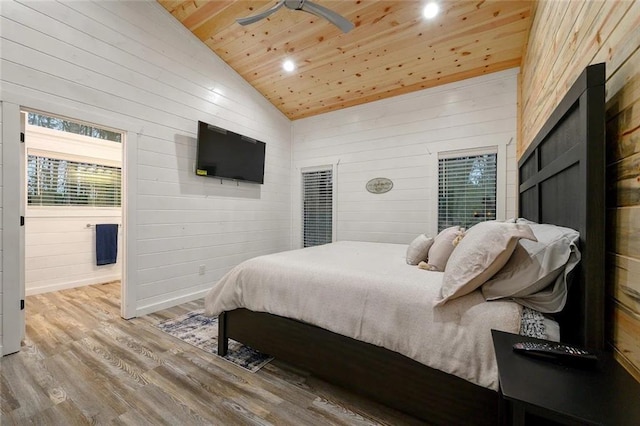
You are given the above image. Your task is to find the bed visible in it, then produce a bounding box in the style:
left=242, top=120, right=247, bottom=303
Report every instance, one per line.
left=207, top=63, right=606, bottom=425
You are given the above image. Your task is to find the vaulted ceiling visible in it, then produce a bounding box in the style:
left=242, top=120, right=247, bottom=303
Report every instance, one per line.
left=158, top=1, right=533, bottom=120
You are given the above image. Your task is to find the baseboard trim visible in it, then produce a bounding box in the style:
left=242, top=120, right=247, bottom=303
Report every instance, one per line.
left=136, top=288, right=210, bottom=317
left=26, top=275, right=122, bottom=296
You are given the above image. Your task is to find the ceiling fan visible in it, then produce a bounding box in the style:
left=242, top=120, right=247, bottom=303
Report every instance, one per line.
left=237, top=0, right=355, bottom=33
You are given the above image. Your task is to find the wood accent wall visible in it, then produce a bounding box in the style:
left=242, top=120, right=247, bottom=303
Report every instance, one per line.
left=520, top=0, right=640, bottom=381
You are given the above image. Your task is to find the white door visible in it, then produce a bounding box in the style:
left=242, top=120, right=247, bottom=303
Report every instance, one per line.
left=1, top=103, right=26, bottom=355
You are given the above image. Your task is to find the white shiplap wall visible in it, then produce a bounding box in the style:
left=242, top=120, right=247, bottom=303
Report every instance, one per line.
left=0, top=0, right=291, bottom=350
left=26, top=213, right=123, bottom=295
left=292, top=69, right=519, bottom=246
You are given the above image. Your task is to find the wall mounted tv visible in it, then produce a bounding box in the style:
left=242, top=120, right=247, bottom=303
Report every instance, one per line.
left=195, top=121, right=266, bottom=184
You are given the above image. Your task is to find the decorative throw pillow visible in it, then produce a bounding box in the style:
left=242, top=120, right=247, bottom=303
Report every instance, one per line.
left=406, top=234, right=434, bottom=265
left=434, top=221, right=537, bottom=306
left=425, top=226, right=464, bottom=271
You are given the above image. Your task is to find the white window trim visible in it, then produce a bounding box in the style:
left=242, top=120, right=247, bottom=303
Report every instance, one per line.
left=27, top=148, right=121, bottom=169
left=292, top=160, right=339, bottom=249
left=27, top=207, right=122, bottom=218
left=26, top=123, right=122, bottom=167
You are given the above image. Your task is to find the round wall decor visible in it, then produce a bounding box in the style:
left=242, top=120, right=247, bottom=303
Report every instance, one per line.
left=366, top=177, right=393, bottom=194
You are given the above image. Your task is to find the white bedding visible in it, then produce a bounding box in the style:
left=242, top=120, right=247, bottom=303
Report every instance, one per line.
left=204, top=241, right=522, bottom=390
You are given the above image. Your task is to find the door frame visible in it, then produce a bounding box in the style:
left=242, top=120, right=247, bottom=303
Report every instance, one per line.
left=1, top=93, right=138, bottom=356
left=1, top=103, right=25, bottom=355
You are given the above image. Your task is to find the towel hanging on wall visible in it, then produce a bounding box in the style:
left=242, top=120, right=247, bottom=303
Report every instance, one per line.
left=96, top=224, right=118, bottom=266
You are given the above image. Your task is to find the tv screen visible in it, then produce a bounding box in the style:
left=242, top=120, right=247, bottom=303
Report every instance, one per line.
left=195, top=121, right=266, bottom=184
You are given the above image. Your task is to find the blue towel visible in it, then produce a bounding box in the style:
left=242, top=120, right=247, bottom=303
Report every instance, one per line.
left=96, top=224, right=118, bottom=266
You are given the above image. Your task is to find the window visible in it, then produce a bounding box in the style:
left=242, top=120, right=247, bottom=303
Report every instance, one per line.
left=438, top=152, right=497, bottom=232
left=27, top=155, right=122, bottom=207
left=27, top=112, right=122, bottom=143
left=302, top=168, right=333, bottom=248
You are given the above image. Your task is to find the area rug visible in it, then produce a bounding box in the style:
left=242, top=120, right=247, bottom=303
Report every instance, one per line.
left=155, top=310, right=273, bottom=373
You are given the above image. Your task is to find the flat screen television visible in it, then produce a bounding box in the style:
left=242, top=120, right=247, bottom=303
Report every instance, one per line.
left=195, top=121, right=266, bottom=184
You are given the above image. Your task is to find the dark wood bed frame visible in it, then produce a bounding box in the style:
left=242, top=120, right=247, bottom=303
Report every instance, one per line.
left=217, top=63, right=606, bottom=425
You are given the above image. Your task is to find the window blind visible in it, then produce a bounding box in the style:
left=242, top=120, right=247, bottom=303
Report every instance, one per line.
left=27, top=155, right=122, bottom=207
left=438, top=153, right=497, bottom=232
left=302, top=169, right=333, bottom=248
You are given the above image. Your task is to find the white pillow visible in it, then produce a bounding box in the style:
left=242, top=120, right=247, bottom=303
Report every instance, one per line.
left=406, top=234, right=434, bottom=265
left=481, top=242, right=564, bottom=299
left=425, top=226, right=463, bottom=271
left=482, top=224, right=579, bottom=300
left=482, top=221, right=581, bottom=313
left=435, top=221, right=537, bottom=306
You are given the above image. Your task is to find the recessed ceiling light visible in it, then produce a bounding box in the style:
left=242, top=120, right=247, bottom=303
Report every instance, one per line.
left=423, top=2, right=439, bottom=19
left=282, top=59, right=296, bottom=72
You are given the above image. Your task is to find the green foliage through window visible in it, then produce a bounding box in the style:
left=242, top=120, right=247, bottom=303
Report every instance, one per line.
left=28, top=156, right=122, bottom=207
left=438, top=153, right=497, bottom=232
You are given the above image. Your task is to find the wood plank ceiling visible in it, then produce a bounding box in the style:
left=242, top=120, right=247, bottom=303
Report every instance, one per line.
left=158, top=1, right=533, bottom=120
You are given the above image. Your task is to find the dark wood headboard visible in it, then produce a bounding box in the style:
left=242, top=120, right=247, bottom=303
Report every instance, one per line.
left=518, top=63, right=606, bottom=350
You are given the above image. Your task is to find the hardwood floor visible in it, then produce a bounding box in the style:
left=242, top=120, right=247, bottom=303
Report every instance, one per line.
left=1, top=282, right=426, bottom=425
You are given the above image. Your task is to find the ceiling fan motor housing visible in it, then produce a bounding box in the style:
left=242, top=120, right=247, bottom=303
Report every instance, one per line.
left=285, top=0, right=306, bottom=10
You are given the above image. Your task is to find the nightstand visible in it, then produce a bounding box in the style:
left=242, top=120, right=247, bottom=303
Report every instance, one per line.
left=492, top=330, right=640, bottom=425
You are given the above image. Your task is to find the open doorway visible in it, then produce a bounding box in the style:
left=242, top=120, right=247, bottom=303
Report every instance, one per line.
left=2, top=102, right=135, bottom=356
left=22, top=110, right=124, bottom=315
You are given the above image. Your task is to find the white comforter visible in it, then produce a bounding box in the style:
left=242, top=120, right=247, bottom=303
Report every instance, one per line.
left=204, top=241, right=522, bottom=390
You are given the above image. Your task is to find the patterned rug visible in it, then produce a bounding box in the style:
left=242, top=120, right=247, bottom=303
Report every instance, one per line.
left=155, top=310, right=273, bottom=373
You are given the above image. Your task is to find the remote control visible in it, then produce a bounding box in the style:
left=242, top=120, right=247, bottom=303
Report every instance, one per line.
left=512, top=341, right=598, bottom=368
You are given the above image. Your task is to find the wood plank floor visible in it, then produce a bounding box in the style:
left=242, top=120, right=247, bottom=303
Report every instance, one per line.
left=1, top=282, right=426, bottom=425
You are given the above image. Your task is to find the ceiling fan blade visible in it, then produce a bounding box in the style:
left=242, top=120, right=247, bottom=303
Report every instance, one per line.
left=236, top=0, right=285, bottom=26
left=299, top=0, right=354, bottom=33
